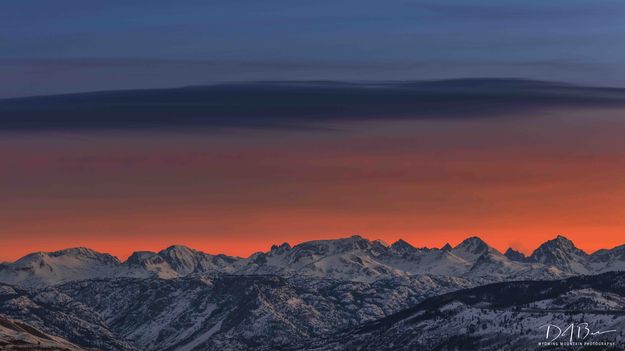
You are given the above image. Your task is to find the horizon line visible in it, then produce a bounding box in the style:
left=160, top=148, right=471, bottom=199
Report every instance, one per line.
left=3, top=233, right=615, bottom=265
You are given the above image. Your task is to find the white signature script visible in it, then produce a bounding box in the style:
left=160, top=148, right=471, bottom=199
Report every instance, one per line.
left=539, top=323, right=616, bottom=342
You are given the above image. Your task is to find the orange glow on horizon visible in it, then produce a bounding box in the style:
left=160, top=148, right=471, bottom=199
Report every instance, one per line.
left=2, top=109, right=625, bottom=262
left=2, top=227, right=625, bottom=262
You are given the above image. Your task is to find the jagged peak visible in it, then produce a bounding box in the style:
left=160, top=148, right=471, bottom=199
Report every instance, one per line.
left=441, top=243, right=452, bottom=251
left=287, top=235, right=383, bottom=259
left=390, top=239, right=419, bottom=255
left=455, top=236, right=488, bottom=249
left=552, top=234, right=574, bottom=244
left=391, top=239, right=414, bottom=249
left=270, top=242, right=291, bottom=254
left=532, top=235, right=585, bottom=254
left=529, top=234, right=589, bottom=268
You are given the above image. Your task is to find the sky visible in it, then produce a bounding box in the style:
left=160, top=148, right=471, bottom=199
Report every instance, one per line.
left=2, top=1, right=625, bottom=261
left=2, top=0, right=625, bottom=97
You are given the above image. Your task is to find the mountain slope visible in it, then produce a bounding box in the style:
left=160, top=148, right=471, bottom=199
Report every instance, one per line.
left=0, top=283, right=136, bottom=351
left=590, top=244, right=625, bottom=273
left=0, top=314, right=86, bottom=351
left=298, top=271, right=625, bottom=351
left=54, top=274, right=476, bottom=350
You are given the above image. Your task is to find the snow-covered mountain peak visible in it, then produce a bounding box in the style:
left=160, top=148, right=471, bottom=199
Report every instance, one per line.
left=529, top=235, right=589, bottom=274
left=239, top=235, right=404, bottom=281
left=50, top=247, right=121, bottom=265
left=545, top=235, right=577, bottom=248
left=455, top=236, right=488, bottom=249
left=0, top=248, right=121, bottom=288
left=13, top=247, right=120, bottom=268
left=50, top=246, right=101, bottom=257
left=390, top=239, right=418, bottom=255
left=158, top=246, right=198, bottom=271
left=292, top=235, right=375, bottom=256
left=157, top=245, right=239, bottom=276
left=451, top=236, right=496, bottom=261
left=122, top=245, right=240, bottom=279
left=159, top=244, right=196, bottom=256
left=269, top=242, right=291, bottom=255
left=530, top=235, right=587, bottom=258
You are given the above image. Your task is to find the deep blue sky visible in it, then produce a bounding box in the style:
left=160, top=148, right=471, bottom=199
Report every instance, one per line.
left=2, top=0, right=625, bottom=97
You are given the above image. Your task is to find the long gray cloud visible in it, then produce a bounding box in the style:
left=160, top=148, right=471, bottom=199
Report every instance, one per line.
left=2, top=79, right=625, bottom=131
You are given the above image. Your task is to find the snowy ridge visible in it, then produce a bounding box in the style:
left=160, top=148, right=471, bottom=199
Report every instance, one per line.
left=2, top=234, right=625, bottom=288
left=0, top=247, right=120, bottom=288
left=122, top=245, right=239, bottom=279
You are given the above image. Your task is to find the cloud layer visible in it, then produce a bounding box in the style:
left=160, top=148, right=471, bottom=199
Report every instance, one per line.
left=2, top=79, right=625, bottom=131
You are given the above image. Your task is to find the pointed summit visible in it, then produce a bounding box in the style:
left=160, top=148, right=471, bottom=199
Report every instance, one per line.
left=529, top=235, right=589, bottom=274
left=391, top=239, right=414, bottom=249
left=451, top=236, right=496, bottom=262
left=531, top=235, right=583, bottom=258
left=455, top=236, right=488, bottom=250
left=391, top=239, right=418, bottom=255
left=441, top=243, right=452, bottom=251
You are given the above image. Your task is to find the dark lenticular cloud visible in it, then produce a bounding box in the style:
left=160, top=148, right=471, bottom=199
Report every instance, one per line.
left=2, top=79, right=625, bottom=131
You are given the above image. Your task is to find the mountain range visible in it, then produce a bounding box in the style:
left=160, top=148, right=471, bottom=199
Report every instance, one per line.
left=2, top=235, right=625, bottom=350
left=1, top=235, right=623, bottom=289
